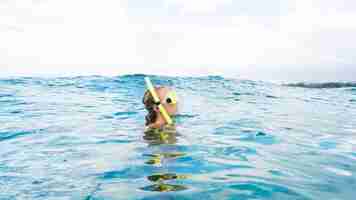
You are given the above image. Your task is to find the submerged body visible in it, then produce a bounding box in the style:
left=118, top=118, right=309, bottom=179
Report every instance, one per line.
left=141, top=78, right=188, bottom=192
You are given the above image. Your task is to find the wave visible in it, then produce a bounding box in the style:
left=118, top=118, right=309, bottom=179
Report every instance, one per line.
left=284, top=82, right=356, bottom=89
left=0, top=74, right=225, bottom=83
left=0, top=129, right=44, bottom=142
left=3, top=74, right=355, bottom=91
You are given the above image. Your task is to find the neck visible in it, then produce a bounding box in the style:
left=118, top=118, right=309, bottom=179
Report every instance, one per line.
left=149, top=113, right=166, bottom=128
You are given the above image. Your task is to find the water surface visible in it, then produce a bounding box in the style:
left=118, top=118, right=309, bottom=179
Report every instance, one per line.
left=0, top=75, right=355, bottom=199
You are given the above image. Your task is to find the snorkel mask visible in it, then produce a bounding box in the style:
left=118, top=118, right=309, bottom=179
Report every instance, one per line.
left=144, top=77, right=177, bottom=125
left=165, top=90, right=177, bottom=105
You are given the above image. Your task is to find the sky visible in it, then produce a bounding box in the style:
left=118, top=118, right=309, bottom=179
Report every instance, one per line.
left=0, top=0, right=355, bottom=81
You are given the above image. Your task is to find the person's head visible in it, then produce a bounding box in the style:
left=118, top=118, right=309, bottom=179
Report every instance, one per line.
left=143, top=86, right=178, bottom=127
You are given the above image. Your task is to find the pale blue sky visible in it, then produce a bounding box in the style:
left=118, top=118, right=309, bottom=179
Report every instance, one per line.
left=0, top=0, right=355, bottom=81
left=127, top=0, right=290, bottom=16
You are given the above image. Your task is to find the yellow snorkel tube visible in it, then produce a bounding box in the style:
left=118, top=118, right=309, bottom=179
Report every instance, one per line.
left=144, top=77, right=173, bottom=125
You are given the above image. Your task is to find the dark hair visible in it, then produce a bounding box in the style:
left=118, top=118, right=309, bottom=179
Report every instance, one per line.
left=142, top=89, right=159, bottom=126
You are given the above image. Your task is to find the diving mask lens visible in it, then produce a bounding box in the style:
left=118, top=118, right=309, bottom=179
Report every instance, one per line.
left=165, top=91, right=177, bottom=105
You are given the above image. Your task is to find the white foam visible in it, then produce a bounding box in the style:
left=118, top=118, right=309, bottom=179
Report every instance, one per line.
left=325, top=167, right=352, bottom=177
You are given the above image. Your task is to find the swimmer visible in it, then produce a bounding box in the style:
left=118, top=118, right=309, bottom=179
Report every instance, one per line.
left=142, top=77, right=178, bottom=129
left=141, top=78, right=189, bottom=192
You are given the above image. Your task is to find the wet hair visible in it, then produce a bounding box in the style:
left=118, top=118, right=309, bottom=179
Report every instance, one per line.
left=142, top=88, right=160, bottom=126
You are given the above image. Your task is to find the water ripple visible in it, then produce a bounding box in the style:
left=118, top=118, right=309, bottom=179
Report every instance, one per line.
left=0, top=129, right=44, bottom=142
left=0, top=75, right=355, bottom=199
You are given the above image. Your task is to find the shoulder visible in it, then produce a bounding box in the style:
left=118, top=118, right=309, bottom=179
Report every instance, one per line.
left=144, top=124, right=176, bottom=133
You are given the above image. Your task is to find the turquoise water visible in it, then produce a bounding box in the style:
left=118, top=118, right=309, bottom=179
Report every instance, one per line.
left=0, top=75, right=355, bottom=200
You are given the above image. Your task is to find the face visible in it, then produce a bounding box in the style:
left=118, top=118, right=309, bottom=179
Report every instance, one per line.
left=156, top=87, right=178, bottom=116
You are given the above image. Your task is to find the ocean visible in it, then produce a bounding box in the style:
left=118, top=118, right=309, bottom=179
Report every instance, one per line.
left=0, top=74, right=355, bottom=199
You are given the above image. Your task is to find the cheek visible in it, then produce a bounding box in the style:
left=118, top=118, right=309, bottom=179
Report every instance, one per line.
left=165, top=104, right=177, bottom=115
left=171, top=106, right=178, bottom=114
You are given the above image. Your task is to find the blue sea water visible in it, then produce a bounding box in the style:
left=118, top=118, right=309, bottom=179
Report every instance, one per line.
left=0, top=75, right=355, bottom=200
